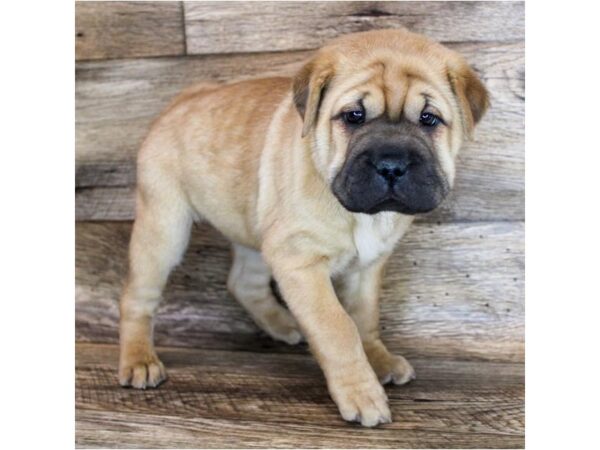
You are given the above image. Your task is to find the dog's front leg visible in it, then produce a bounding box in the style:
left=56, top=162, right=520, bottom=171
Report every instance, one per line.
left=271, top=260, right=391, bottom=427
left=339, top=258, right=416, bottom=385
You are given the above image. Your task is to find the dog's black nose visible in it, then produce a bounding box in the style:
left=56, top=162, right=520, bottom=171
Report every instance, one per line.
left=373, top=153, right=413, bottom=183
left=375, top=157, right=409, bottom=181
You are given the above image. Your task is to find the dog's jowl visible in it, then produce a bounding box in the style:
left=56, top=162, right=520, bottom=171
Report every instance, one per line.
left=118, top=29, right=489, bottom=427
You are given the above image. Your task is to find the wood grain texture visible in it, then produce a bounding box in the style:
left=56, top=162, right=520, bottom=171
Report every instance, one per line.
left=75, top=1, right=185, bottom=60
left=76, top=221, right=524, bottom=363
left=75, top=41, right=524, bottom=222
left=76, top=186, right=136, bottom=221
left=184, top=1, right=524, bottom=55
left=76, top=343, right=524, bottom=448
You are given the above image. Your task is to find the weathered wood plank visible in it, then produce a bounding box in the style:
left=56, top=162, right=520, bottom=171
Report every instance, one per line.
left=76, top=409, right=525, bottom=449
left=75, top=1, right=185, bottom=60
left=75, top=41, right=524, bottom=222
left=76, top=343, right=524, bottom=448
left=76, top=221, right=524, bottom=362
left=76, top=186, right=135, bottom=221
left=184, top=1, right=524, bottom=55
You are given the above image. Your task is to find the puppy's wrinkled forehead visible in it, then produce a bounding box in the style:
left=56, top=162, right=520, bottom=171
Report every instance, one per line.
left=293, top=28, right=489, bottom=140
left=380, top=64, right=410, bottom=120
left=330, top=55, right=452, bottom=122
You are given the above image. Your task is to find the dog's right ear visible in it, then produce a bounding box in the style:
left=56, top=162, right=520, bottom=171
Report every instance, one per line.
left=293, top=56, right=333, bottom=138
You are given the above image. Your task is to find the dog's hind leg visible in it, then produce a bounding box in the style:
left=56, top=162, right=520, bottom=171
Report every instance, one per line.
left=228, top=243, right=303, bottom=345
left=119, top=166, right=193, bottom=389
left=339, top=258, right=416, bottom=386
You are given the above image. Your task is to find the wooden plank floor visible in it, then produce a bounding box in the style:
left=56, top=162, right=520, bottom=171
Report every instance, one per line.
left=75, top=220, right=524, bottom=447
left=76, top=343, right=524, bottom=448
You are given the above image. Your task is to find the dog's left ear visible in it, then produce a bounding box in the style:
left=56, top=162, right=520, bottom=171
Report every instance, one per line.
left=293, top=56, right=334, bottom=138
left=447, top=58, right=490, bottom=137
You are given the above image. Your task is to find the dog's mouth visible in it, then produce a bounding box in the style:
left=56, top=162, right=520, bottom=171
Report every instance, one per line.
left=333, top=184, right=446, bottom=215
left=365, top=197, right=438, bottom=215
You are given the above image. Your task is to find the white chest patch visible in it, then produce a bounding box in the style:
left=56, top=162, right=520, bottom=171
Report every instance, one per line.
left=353, top=212, right=411, bottom=267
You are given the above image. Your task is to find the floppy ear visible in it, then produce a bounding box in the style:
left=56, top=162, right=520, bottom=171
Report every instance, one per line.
left=447, top=59, right=490, bottom=136
left=293, top=57, right=333, bottom=137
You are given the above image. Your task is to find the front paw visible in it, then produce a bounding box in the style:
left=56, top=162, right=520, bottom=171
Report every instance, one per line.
left=328, top=371, right=391, bottom=427
left=119, top=350, right=167, bottom=389
left=365, top=341, right=416, bottom=385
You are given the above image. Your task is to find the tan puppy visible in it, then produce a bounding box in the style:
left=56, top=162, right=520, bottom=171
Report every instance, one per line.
left=118, top=29, right=489, bottom=427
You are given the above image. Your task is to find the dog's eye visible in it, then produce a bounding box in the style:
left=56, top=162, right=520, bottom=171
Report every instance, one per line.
left=419, top=112, right=441, bottom=127
left=343, top=109, right=365, bottom=125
